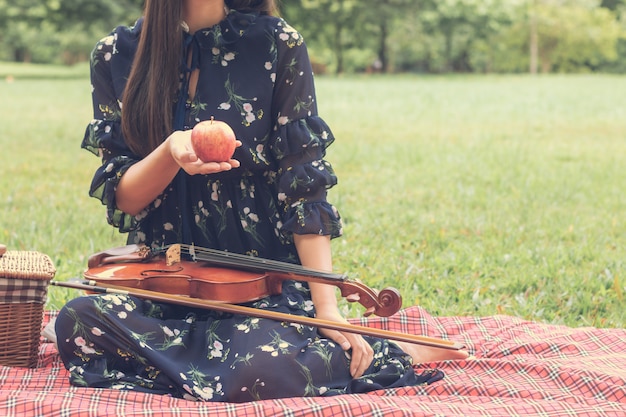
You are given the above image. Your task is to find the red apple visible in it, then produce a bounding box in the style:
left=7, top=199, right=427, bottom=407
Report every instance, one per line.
left=190, top=117, right=237, bottom=162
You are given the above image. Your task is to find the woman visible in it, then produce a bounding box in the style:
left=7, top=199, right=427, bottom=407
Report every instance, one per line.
left=55, top=0, right=468, bottom=402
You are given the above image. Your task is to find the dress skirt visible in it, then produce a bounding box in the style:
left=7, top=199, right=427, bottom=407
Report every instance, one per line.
left=55, top=280, right=443, bottom=402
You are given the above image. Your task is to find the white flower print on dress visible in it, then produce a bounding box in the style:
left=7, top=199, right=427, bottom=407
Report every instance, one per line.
left=210, top=34, right=238, bottom=66
left=220, top=77, right=262, bottom=126
left=162, top=326, right=175, bottom=338
left=236, top=323, right=251, bottom=333
left=253, top=144, right=267, bottom=164
left=102, top=294, right=123, bottom=306
left=258, top=331, right=293, bottom=358
left=96, top=34, right=117, bottom=61
left=278, top=115, right=289, bottom=125
left=209, top=341, right=224, bottom=358
left=277, top=22, right=304, bottom=48
left=303, top=299, right=315, bottom=312
left=211, top=182, right=219, bottom=201
left=91, top=327, right=104, bottom=336
left=74, top=337, right=97, bottom=355
left=183, top=366, right=224, bottom=401
left=102, top=35, right=115, bottom=46
left=222, top=52, right=236, bottom=66
left=194, top=385, right=216, bottom=400
left=241, top=379, right=266, bottom=401
left=198, top=200, right=209, bottom=216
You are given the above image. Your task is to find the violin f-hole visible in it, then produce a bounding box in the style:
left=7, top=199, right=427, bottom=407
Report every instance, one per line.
left=140, top=267, right=184, bottom=276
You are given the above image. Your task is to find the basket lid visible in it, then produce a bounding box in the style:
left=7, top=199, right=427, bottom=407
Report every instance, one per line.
left=0, top=246, right=56, bottom=281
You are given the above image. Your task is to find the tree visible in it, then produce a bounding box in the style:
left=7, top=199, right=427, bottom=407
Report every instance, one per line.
left=46, top=0, right=143, bottom=30
left=416, top=0, right=523, bottom=72
left=2, top=0, right=625, bottom=72
left=282, top=0, right=362, bottom=74
left=354, top=0, right=417, bottom=73
left=0, top=0, right=143, bottom=63
left=599, top=0, right=626, bottom=72
left=525, top=0, right=622, bottom=73
left=600, top=0, right=626, bottom=10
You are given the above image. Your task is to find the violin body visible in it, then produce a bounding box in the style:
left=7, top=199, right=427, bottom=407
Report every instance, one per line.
left=83, top=244, right=403, bottom=317
left=84, top=258, right=283, bottom=304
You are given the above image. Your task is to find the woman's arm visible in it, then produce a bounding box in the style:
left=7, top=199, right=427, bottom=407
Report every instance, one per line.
left=115, top=132, right=180, bottom=215
left=293, top=234, right=374, bottom=378
left=116, top=130, right=240, bottom=215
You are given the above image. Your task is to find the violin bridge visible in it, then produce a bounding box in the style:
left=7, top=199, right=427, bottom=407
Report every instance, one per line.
left=166, top=244, right=182, bottom=266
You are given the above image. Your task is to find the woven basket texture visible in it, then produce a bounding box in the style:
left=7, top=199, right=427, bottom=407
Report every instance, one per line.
left=0, top=250, right=55, bottom=368
left=0, top=251, right=56, bottom=280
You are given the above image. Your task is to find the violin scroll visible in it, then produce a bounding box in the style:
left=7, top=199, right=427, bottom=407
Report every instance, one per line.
left=375, top=287, right=403, bottom=317
left=336, top=281, right=402, bottom=317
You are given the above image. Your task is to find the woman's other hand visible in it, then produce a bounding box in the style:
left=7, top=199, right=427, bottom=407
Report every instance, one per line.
left=293, top=234, right=374, bottom=379
left=314, top=304, right=374, bottom=378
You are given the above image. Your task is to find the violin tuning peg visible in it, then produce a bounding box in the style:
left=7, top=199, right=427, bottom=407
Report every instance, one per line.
left=345, top=293, right=361, bottom=303
left=363, top=307, right=375, bottom=317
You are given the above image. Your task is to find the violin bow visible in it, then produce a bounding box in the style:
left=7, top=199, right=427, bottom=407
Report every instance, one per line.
left=51, top=279, right=464, bottom=351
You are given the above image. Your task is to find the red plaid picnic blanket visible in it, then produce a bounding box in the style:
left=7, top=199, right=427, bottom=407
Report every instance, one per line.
left=1, top=307, right=624, bottom=416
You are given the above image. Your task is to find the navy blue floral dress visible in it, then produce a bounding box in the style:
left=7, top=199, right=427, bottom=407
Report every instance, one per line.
left=55, top=10, right=443, bottom=402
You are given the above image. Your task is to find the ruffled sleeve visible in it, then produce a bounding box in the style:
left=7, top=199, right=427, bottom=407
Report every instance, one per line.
left=268, top=19, right=342, bottom=238
left=80, top=23, right=144, bottom=233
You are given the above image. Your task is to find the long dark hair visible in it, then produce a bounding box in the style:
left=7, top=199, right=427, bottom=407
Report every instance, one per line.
left=122, top=0, right=278, bottom=157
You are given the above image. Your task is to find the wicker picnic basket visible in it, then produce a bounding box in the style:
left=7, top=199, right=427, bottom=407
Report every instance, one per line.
left=0, top=244, right=56, bottom=368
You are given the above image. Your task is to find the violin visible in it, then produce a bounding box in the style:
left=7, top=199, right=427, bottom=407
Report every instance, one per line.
left=83, top=244, right=402, bottom=317
left=51, top=244, right=464, bottom=350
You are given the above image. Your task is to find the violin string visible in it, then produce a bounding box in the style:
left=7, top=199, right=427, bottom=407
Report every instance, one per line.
left=188, top=245, right=344, bottom=280
left=160, top=244, right=346, bottom=282
left=187, top=246, right=342, bottom=279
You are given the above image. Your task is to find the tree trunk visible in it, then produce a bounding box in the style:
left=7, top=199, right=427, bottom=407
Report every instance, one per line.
left=378, top=21, right=389, bottom=73
left=334, top=24, right=344, bottom=74
left=13, top=47, right=31, bottom=63
left=529, top=6, right=539, bottom=74
left=444, top=25, right=454, bottom=72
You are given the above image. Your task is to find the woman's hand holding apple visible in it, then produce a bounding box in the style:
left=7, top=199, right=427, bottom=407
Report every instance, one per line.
left=168, top=124, right=241, bottom=175
left=191, top=118, right=238, bottom=163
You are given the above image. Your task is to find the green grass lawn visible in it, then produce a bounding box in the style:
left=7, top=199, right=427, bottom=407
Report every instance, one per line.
left=1, top=63, right=624, bottom=328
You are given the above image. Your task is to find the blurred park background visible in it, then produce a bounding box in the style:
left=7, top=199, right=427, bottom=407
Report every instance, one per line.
left=1, top=1, right=625, bottom=327
left=1, top=0, right=625, bottom=75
